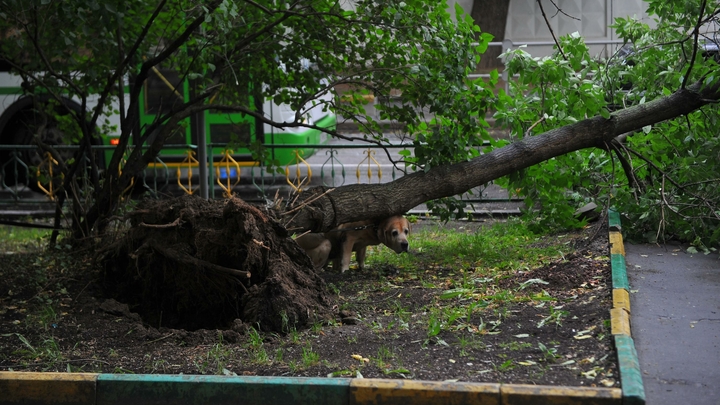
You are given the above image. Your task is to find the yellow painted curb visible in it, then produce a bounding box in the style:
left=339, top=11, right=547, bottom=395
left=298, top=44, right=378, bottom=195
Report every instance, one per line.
left=500, top=384, right=622, bottom=405
left=609, top=232, right=625, bottom=255
left=349, top=378, right=500, bottom=405
left=613, top=288, right=631, bottom=313
left=0, top=371, right=96, bottom=405
left=610, top=307, right=632, bottom=336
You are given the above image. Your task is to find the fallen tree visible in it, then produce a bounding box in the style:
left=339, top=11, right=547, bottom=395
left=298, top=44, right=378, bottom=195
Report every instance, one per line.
left=286, top=80, right=720, bottom=233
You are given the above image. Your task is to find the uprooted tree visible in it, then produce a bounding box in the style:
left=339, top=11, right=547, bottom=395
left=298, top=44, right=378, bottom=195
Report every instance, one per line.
left=2, top=0, right=720, bottom=330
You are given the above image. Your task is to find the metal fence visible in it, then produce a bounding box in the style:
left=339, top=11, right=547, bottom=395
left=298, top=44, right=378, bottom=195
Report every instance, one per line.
left=0, top=141, right=522, bottom=216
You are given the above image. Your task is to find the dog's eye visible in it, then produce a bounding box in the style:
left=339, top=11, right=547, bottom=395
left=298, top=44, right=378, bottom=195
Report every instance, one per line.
left=392, top=230, right=399, bottom=236
left=404, top=229, right=409, bottom=235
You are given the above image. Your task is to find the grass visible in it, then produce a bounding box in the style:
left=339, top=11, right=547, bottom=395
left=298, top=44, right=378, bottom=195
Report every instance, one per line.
left=0, top=225, right=51, bottom=252
left=2, top=216, right=603, bottom=380
left=301, top=344, right=320, bottom=368
left=353, top=218, right=586, bottom=345
left=365, top=218, right=572, bottom=273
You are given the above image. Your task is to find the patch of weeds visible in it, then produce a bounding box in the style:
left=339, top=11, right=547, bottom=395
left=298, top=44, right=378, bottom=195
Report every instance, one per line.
left=301, top=344, right=320, bottom=368
left=10, top=333, right=64, bottom=370
left=37, top=305, right=59, bottom=331
left=383, top=367, right=412, bottom=378
left=457, top=334, right=486, bottom=356
left=370, top=320, right=385, bottom=333
left=537, top=342, right=560, bottom=362
left=537, top=306, right=569, bottom=328
left=496, top=359, right=515, bottom=372
left=499, top=341, right=533, bottom=351
left=309, top=320, right=324, bottom=335
left=197, top=335, right=235, bottom=375
left=373, top=345, right=395, bottom=368
left=327, top=283, right=340, bottom=295
left=391, top=301, right=413, bottom=323
left=274, top=348, right=284, bottom=363
left=424, top=308, right=444, bottom=346
left=287, top=360, right=300, bottom=373
left=288, top=327, right=301, bottom=345
left=328, top=369, right=356, bottom=377
left=246, top=326, right=269, bottom=364
left=144, top=354, right=170, bottom=373
left=477, top=317, right=502, bottom=335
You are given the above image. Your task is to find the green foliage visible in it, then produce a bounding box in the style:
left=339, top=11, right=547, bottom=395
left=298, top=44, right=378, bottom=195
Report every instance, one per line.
left=493, top=0, right=720, bottom=245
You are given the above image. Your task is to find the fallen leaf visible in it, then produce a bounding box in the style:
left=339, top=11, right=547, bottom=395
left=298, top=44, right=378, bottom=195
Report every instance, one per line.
left=600, top=379, right=615, bottom=387
left=518, top=360, right=537, bottom=366
left=351, top=354, right=364, bottom=361
left=513, top=334, right=529, bottom=338
left=574, top=335, right=593, bottom=340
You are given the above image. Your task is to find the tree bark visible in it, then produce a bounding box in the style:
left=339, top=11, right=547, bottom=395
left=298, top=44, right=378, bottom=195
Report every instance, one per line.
left=286, top=81, right=720, bottom=233
left=471, top=0, right=511, bottom=71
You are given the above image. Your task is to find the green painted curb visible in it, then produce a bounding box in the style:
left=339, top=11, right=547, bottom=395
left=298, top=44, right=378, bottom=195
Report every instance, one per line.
left=96, top=374, right=349, bottom=405
left=611, top=254, right=630, bottom=290
left=607, top=212, right=646, bottom=405
left=614, top=335, right=645, bottom=405
left=608, top=209, right=622, bottom=231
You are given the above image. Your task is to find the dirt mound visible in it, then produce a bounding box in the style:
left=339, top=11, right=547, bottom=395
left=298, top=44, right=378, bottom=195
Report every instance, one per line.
left=99, top=195, right=334, bottom=332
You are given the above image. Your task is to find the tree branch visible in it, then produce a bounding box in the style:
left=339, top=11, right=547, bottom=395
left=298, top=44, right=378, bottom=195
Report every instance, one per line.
left=285, top=80, right=720, bottom=232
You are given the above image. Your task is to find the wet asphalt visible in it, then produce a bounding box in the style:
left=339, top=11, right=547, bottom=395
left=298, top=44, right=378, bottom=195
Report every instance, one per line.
left=625, top=243, right=720, bottom=405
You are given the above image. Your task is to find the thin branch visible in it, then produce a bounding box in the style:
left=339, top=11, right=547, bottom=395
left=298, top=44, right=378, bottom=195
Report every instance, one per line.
left=682, top=0, right=708, bottom=88
left=536, top=0, right=567, bottom=60
left=547, top=0, right=580, bottom=20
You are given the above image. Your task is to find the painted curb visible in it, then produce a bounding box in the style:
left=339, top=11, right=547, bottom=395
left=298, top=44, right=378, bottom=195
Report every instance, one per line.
left=0, top=210, right=640, bottom=404
left=0, top=372, right=622, bottom=405
left=608, top=208, right=646, bottom=405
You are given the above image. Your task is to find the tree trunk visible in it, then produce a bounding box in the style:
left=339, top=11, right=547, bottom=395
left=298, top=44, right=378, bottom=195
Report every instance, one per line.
left=286, top=81, right=720, bottom=232
left=471, top=0, right=511, bottom=71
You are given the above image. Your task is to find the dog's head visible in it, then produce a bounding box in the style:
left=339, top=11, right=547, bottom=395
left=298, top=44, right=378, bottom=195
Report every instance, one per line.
left=378, top=216, right=411, bottom=254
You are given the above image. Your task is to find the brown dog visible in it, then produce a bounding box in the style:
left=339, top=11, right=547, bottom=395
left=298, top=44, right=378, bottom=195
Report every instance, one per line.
left=296, top=216, right=411, bottom=272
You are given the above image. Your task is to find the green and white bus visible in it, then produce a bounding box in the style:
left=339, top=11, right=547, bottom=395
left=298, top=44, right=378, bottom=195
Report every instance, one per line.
left=0, top=61, right=336, bottom=193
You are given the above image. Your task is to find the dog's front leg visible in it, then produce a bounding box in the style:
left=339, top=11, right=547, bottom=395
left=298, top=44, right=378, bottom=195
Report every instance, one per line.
left=335, top=237, right=355, bottom=273
left=355, top=246, right=367, bottom=270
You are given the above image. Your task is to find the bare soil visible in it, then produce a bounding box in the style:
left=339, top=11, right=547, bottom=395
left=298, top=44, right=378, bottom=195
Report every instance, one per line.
left=0, top=198, right=616, bottom=388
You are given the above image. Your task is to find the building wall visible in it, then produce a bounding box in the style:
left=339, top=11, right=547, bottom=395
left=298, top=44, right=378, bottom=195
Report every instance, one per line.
left=451, top=0, right=652, bottom=58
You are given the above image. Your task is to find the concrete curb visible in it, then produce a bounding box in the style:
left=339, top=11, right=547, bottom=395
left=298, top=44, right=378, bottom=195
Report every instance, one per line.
left=608, top=209, right=646, bottom=405
left=0, top=211, right=640, bottom=404
left=0, top=372, right=622, bottom=405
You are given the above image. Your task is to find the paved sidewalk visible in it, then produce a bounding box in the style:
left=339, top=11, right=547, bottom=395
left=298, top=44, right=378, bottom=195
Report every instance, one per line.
left=625, top=243, right=720, bottom=405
